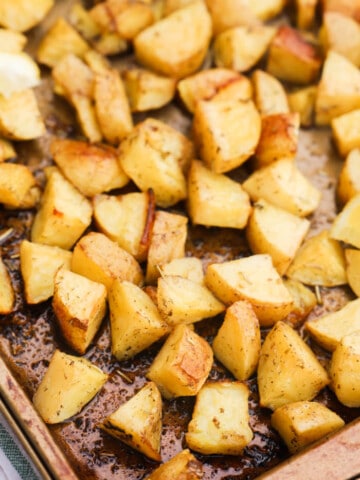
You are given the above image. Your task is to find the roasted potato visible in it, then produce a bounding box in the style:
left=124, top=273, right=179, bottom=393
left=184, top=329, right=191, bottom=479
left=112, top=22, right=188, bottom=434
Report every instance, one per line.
left=283, top=278, right=317, bottom=328
left=344, top=248, right=360, bottom=297
left=252, top=69, right=289, bottom=116
left=0, top=0, right=54, bottom=32
left=332, top=109, right=360, bottom=157
left=205, top=0, right=258, bottom=36
left=0, top=162, right=36, bottom=208
left=287, top=85, right=317, bottom=128
left=158, top=257, right=204, bottom=284
left=295, top=0, right=317, bottom=30
left=330, top=193, right=360, bottom=248
left=337, top=148, right=360, bottom=206
left=144, top=449, right=203, bottom=480
left=0, top=255, right=14, bottom=314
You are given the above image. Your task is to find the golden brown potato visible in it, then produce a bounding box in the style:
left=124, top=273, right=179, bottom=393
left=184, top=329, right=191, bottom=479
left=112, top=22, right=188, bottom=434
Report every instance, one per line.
left=0, top=163, right=36, bottom=208
left=163, top=0, right=199, bottom=16
left=0, top=255, right=14, bottom=314
left=252, top=69, right=289, bottom=116
left=287, top=85, right=317, bottom=128
left=283, top=278, right=317, bottom=328
left=0, top=51, right=40, bottom=98
left=250, top=0, right=287, bottom=20
left=0, top=0, right=54, bottom=32
left=337, top=149, right=360, bottom=206
left=331, top=109, right=360, bottom=158
left=0, top=28, right=27, bottom=52
left=134, top=2, right=212, bottom=78
left=345, top=248, right=360, bottom=297
left=144, top=449, right=203, bottom=480
left=330, top=193, right=360, bottom=248
left=185, top=381, right=253, bottom=455
left=0, top=138, right=15, bottom=162
left=258, top=321, right=329, bottom=410
left=101, top=382, right=162, bottom=461
left=205, top=0, right=258, bottom=36
left=147, top=324, right=213, bottom=399
left=322, top=0, right=360, bottom=22
left=295, top=0, right=317, bottom=30
left=158, top=257, right=204, bottom=284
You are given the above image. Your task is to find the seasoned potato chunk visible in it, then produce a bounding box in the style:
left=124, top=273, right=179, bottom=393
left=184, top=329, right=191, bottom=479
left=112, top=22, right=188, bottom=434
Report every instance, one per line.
left=101, top=382, right=162, bottom=461
left=212, top=301, right=261, bottom=381
left=258, top=322, right=329, bottom=410
left=330, top=193, right=360, bottom=248
left=0, top=138, right=15, bottom=162
left=252, top=69, right=289, bottom=116
left=72, top=232, right=144, bottom=291
left=158, top=257, right=204, bottom=284
left=33, top=350, right=108, bottom=424
left=345, top=248, right=360, bottom=297
left=295, top=0, right=317, bottom=30
left=144, top=449, right=203, bottom=480
left=0, top=255, right=14, bottom=314
left=186, top=381, right=253, bottom=455
left=0, top=163, right=36, bottom=208
left=283, top=279, right=317, bottom=328
left=108, top=280, right=169, bottom=361
left=205, top=254, right=294, bottom=326
left=250, top=0, right=287, bottom=20
left=332, top=109, right=360, bottom=157
left=322, top=0, right=360, bottom=21
left=0, top=0, right=54, bottom=32
left=287, top=85, right=317, bottom=128
left=187, top=160, right=251, bottom=229
left=147, top=324, right=213, bottom=399
left=271, top=401, right=344, bottom=453
left=0, top=51, right=40, bottom=97
left=337, top=149, right=360, bottom=206
left=0, top=28, right=27, bottom=53
left=205, top=0, right=258, bottom=35
left=134, top=2, right=212, bottom=78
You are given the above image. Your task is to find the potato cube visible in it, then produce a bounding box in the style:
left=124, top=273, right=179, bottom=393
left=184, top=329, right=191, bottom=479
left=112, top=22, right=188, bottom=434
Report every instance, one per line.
left=185, top=381, right=253, bottom=455
left=252, top=69, right=289, bottom=116
left=0, top=89, right=45, bottom=140
left=0, top=51, right=40, bottom=98
left=258, top=321, right=329, bottom=410
left=123, top=68, right=176, bottom=112
left=209, top=77, right=254, bottom=103
left=134, top=2, right=212, bottom=78
left=345, top=248, right=360, bottom=297
left=50, top=138, right=129, bottom=197
left=330, top=331, right=360, bottom=407
left=337, top=148, right=360, bottom=206
left=0, top=0, right=54, bottom=32
left=0, top=163, right=36, bottom=208
left=242, top=158, right=321, bottom=217
left=158, top=257, right=204, bottom=284
left=306, top=298, right=360, bottom=351
left=0, top=28, right=27, bottom=53
left=31, top=168, right=92, bottom=250
left=101, top=382, right=162, bottom=461
left=266, top=25, right=321, bottom=85
left=254, top=112, right=300, bottom=168
left=286, top=230, right=347, bottom=287
left=214, top=25, right=275, bottom=73
left=0, top=256, right=14, bottom=314
left=295, top=0, right=317, bottom=30
left=33, top=349, right=108, bottom=424
left=250, top=0, right=287, bottom=20
left=271, top=401, right=345, bottom=454
left=283, top=279, right=317, bottom=328
left=332, top=109, right=360, bottom=158
left=205, top=0, right=258, bottom=36
left=212, top=301, right=261, bottom=381
left=147, top=324, right=213, bottom=399
left=146, top=210, right=188, bottom=284
left=93, top=191, right=155, bottom=262
left=187, top=160, right=251, bottom=229
left=205, top=254, right=294, bottom=326
left=0, top=138, right=15, bottom=162
left=144, top=449, right=203, bottom=480
left=108, top=280, right=169, bottom=361
left=193, top=98, right=261, bottom=173
left=72, top=232, right=144, bottom=291
left=68, top=3, right=101, bottom=41
left=20, top=240, right=72, bottom=304
left=287, top=85, right=317, bottom=128
left=37, top=18, right=90, bottom=67
left=315, top=51, right=360, bottom=125
left=157, top=275, right=225, bottom=326
left=330, top=193, right=360, bottom=248
left=163, top=0, right=199, bottom=16
left=118, top=118, right=191, bottom=207
left=246, top=199, right=310, bottom=275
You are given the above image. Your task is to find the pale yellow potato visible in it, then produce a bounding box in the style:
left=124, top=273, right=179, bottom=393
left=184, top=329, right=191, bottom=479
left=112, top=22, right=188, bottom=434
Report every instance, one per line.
left=214, top=25, right=276, bottom=73
left=0, top=138, right=15, bottom=162
left=51, top=138, right=129, bottom=197
left=163, top=0, right=200, bottom=16
left=20, top=240, right=72, bottom=304
left=315, top=50, right=360, bottom=125
left=295, top=0, right=317, bottom=30
left=322, top=0, right=360, bottom=20
left=0, top=0, right=54, bottom=32
left=205, top=254, right=294, bottom=326
left=287, top=85, right=317, bottom=128
left=283, top=278, right=317, bottom=328
left=212, top=301, right=261, bottom=381
left=68, top=3, right=101, bottom=41
left=345, top=248, right=360, bottom=297
left=108, top=280, right=169, bottom=361
left=306, top=298, right=360, bottom=351
left=271, top=401, right=345, bottom=454
left=0, top=163, right=36, bottom=208
left=186, top=381, right=253, bottom=455
left=254, top=112, right=300, bottom=168
left=118, top=118, right=191, bottom=208
left=250, top=0, right=287, bottom=21
left=330, top=331, right=360, bottom=407
left=246, top=199, right=310, bottom=275
left=332, top=109, right=360, bottom=158
left=134, top=2, right=212, bottom=78
left=286, top=230, right=347, bottom=287
left=0, top=255, right=14, bottom=314
left=187, top=160, right=251, bottom=229
left=177, top=68, right=243, bottom=113
left=37, top=18, right=90, bottom=67
left=146, top=210, right=188, bottom=283
left=252, top=69, right=289, bottom=116
left=158, top=257, right=204, bottom=284
left=267, top=25, right=321, bottom=85
left=330, top=193, right=360, bottom=248
left=144, top=449, right=203, bottom=480
left=72, top=94, right=103, bottom=143
left=0, top=28, right=26, bottom=52
left=258, top=321, right=329, bottom=410
left=202, top=77, right=253, bottom=103
left=33, top=349, right=108, bottom=424
left=0, top=51, right=40, bottom=97
left=31, top=168, right=92, bottom=250
left=53, top=268, right=107, bottom=355
left=193, top=98, right=261, bottom=173
left=101, top=382, right=162, bottom=461
left=205, top=0, right=258, bottom=36
left=157, top=275, right=225, bottom=326
left=242, top=158, right=321, bottom=217
left=337, top=149, right=360, bottom=206
left=123, top=68, right=176, bottom=112
left=147, top=324, right=213, bottom=399
left=72, top=232, right=144, bottom=291
left=93, top=191, right=153, bottom=262
left=0, top=89, right=45, bottom=140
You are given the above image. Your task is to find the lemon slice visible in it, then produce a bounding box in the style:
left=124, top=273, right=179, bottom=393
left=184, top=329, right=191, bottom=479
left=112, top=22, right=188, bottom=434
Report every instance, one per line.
left=0, top=51, right=40, bottom=97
